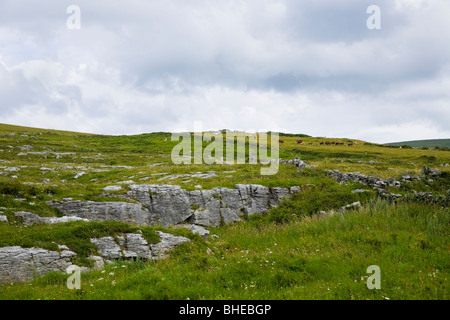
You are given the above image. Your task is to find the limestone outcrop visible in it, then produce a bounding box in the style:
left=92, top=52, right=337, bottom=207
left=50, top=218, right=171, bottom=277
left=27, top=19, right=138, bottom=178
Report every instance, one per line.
left=0, top=246, right=76, bottom=284
left=14, top=211, right=88, bottom=226
left=47, top=200, right=151, bottom=226
left=49, top=184, right=300, bottom=228
left=90, top=231, right=190, bottom=261
left=0, top=231, right=191, bottom=284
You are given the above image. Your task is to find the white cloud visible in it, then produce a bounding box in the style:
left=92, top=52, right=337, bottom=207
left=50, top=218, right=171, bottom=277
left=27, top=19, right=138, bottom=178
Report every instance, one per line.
left=0, top=0, right=449, bottom=143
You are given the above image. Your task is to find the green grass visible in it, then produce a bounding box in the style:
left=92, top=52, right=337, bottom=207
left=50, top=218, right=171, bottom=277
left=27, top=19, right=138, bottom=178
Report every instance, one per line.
left=0, top=199, right=447, bottom=300
left=0, top=122, right=449, bottom=300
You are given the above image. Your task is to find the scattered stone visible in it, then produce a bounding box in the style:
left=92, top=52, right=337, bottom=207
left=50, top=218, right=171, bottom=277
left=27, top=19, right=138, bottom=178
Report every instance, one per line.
left=26, top=152, right=48, bottom=156
left=53, top=152, right=76, bottom=159
left=102, top=185, right=122, bottom=192
left=116, top=180, right=135, bottom=185
left=338, top=201, right=362, bottom=213
left=47, top=200, right=150, bottom=226
left=421, top=166, right=442, bottom=177
left=157, top=172, right=217, bottom=181
left=320, top=201, right=362, bottom=217
left=352, top=189, right=369, bottom=193
left=58, top=245, right=70, bottom=251
left=4, top=167, right=20, bottom=172
left=281, top=156, right=309, bottom=168
left=0, top=215, right=8, bottom=223
left=18, top=145, right=33, bottom=150
left=74, top=172, right=86, bottom=179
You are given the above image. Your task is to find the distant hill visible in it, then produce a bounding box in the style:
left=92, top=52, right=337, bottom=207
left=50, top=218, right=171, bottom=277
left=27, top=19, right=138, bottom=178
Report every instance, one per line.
left=386, top=139, right=450, bottom=148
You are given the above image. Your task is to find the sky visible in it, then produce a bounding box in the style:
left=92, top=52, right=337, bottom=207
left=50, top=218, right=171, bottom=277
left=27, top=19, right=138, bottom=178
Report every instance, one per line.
left=0, top=0, right=449, bottom=143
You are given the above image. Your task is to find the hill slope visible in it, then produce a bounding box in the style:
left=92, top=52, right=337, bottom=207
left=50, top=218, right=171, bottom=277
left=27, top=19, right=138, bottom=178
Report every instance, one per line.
left=387, top=139, right=450, bottom=148
left=0, top=123, right=449, bottom=301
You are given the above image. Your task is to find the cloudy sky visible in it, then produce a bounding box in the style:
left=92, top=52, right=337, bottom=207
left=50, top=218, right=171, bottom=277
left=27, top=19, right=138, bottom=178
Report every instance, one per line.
left=1, top=0, right=449, bottom=143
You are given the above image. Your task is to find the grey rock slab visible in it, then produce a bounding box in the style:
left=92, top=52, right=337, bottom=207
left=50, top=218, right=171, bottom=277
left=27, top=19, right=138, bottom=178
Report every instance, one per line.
left=117, top=233, right=152, bottom=259
left=173, top=224, right=210, bottom=238
left=14, top=211, right=88, bottom=226
left=47, top=200, right=150, bottom=226
left=127, top=185, right=192, bottom=227
left=0, top=246, right=75, bottom=284
left=102, top=185, right=122, bottom=191
left=90, top=237, right=122, bottom=260
left=150, top=231, right=190, bottom=260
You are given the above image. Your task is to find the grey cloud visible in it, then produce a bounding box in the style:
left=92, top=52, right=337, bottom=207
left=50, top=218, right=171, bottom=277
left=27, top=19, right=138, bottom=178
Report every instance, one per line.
left=1, top=0, right=449, bottom=142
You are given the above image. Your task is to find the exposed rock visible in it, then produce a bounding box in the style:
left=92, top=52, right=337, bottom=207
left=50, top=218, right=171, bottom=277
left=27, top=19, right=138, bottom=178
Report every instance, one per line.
left=157, top=172, right=217, bottom=181
left=281, top=156, right=309, bottom=168
left=0, top=215, right=8, bottom=223
left=18, top=145, right=34, bottom=151
left=0, top=246, right=76, bottom=284
left=352, top=189, right=370, bottom=193
left=90, top=231, right=190, bottom=261
left=50, top=184, right=299, bottom=228
left=14, top=211, right=88, bottom=226
left=150, top=231, right=190, bottom=260
left=4, top=167, right=20, bottom=172
left=102, top=185, right=122, bottom=191
left=47, top=200, right=150, bottom=226
left=421, top=166, right=442, bottom=177
left=173, top=224, right=210, bottom=238
left=88, top=255, right=105, bottom=270
left=328, top=170, right=406, bottom=192
left=116, top=180, right=135, bottom=185
left=337, top=201, right=362, bottom=213
left=90, top=237, right=122, bottom=260
left=117, top=233, right=152, bottom=259
left=53, top=152, right=76, bottom=159
left=328, top=166, right=443, bottom=188
left=128, top=184, right=192, bottom=227
left=320, top=201, right=362, bottom=217
left=74, top=172, right=86, bottom=179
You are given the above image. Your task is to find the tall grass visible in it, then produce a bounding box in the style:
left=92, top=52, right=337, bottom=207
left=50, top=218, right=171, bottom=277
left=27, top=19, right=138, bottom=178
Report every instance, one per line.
left=1, top=200, right=447, bottom=300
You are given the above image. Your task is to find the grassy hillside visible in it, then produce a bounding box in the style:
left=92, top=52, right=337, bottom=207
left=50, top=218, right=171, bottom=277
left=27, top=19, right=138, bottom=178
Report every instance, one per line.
left=387, top=139, right=450, bottom=149
left=0, top=123, right=449, bottom=300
